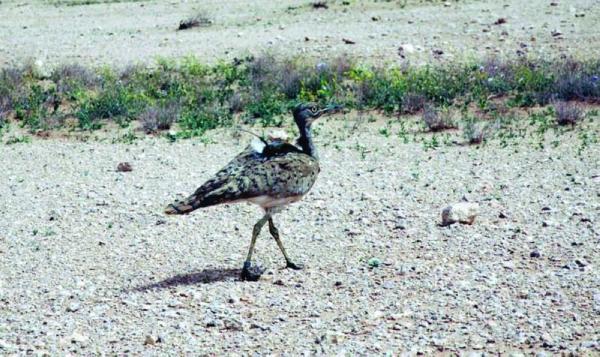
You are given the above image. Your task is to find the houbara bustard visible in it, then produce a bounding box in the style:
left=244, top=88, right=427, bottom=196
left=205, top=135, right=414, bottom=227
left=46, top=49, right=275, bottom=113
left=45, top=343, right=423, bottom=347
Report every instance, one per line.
left=165, top=103, right=341, bottom=281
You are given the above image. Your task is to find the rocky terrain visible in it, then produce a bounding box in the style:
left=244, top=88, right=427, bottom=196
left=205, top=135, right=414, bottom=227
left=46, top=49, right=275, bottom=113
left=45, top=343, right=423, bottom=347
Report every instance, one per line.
left=0, top=0, right=599, bottom=68
left=1, top=0, right=599, bottom=354
left=1, top=117, right=598, bottom=354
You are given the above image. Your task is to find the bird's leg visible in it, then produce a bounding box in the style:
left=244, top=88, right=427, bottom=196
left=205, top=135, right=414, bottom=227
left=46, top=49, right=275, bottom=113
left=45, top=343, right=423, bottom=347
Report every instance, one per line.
left=268, top=218, right=303, bottom=270
left=241, top=213, right=270, bottom=281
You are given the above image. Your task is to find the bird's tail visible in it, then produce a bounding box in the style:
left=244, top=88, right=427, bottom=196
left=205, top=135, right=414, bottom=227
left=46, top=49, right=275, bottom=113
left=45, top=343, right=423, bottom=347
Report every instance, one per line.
left=164, top=193, right=202, bottom=215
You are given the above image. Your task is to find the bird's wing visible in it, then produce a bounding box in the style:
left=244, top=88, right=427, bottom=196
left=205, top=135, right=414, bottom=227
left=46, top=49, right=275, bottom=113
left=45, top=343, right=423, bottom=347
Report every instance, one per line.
left=195, top=149, right=319, bottom=207
left=165, top=142, right=317, bottom=214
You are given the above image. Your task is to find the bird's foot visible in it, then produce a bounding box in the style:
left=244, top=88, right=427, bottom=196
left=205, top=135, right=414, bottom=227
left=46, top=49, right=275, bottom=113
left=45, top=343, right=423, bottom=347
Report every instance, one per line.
left=286, top=261, right=304, bottom=270
left=241, top=261, right=265, bottom=281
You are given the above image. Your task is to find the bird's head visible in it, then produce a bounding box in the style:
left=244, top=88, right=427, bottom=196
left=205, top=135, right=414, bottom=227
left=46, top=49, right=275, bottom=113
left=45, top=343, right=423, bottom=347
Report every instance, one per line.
left=292, top=103, right=342, bottom=128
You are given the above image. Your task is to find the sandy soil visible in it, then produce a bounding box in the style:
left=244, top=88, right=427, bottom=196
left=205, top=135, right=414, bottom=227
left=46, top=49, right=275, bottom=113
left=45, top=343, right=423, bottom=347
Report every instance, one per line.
left=1, top=0, right=600, bottom=354
left=0, top=115, right=599, bottom=354
left=0, top=0, right=599, bottom=68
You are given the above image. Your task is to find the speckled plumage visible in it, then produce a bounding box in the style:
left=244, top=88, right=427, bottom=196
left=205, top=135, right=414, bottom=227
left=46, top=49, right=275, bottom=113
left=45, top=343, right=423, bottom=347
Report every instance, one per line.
left=164, top=141, right=319, bottom=213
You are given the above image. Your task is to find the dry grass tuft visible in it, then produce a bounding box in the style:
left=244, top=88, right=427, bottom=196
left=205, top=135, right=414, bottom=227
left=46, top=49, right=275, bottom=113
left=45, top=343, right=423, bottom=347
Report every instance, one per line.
left=311, top=2, right=329, bottom=9
left=553, top=101, right=584, bottom=126
left=139, top=103, right=180, bottom=133
left=463, top=120, right=497, bottom=145
left=178, top=12, right=212, bottom=31
left=422, top=105, right=457, bottom=132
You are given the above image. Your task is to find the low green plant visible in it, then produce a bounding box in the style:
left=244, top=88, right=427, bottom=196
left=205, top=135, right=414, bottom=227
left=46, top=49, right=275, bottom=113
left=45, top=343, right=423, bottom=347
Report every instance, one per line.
left=113, top=130, right=137, bottom=144
left=397, top=121, right=410, bottom=144
left=5, top=135, right=31, bottom=145
left=378, top=127, right=390, bottom=137
left=0, top=55, right=598, bottom=139
left=422, top=134, right=440, bottom=150
left=462, top=119, right=489, bottom=145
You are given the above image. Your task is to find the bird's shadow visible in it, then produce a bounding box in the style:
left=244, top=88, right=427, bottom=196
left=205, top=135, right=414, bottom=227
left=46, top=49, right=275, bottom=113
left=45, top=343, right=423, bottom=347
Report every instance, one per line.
left=131, top=268, right=242, bottom=292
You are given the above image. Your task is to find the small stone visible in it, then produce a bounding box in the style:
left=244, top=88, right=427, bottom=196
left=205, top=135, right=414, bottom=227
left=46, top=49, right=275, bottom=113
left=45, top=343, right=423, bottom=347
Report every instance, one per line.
left=575, top=259, right=588, bottom=268
left=530, top=250, right=541, bottom=258
left=144, top=335, right=156, bottom=346
left=542, top=220, right=556, bottom=227
left=325, top=331, right=345, bottom=344
left=223, top=318, right=244, bottom=331
left=441, top=202, right=479, bottom=226
left=48, top=210, right=59, bottom=221
left=204, top=318, right=218, bottom=328
left=116, top=162, right=132, bottom=172
left=382, top=281, right=395, bottom=289
left=250, top=323, right=270, bottom=331
left=32, top=59, right=51, bottom=79
left=400, top=43, right=415, bottom=54
left=66, top=302, right=80, bottom=312
left=70, top=331, right=88, bottom=344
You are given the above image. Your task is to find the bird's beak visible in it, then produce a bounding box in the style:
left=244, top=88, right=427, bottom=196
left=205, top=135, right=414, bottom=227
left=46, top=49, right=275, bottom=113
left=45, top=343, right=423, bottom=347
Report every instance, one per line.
left=316, top=104, right=344, bottom=117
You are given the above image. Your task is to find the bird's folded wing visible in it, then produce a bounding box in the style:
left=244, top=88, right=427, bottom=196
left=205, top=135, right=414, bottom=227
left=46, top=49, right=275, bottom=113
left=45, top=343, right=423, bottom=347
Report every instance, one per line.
left=194, top=151, right=318, bottom=206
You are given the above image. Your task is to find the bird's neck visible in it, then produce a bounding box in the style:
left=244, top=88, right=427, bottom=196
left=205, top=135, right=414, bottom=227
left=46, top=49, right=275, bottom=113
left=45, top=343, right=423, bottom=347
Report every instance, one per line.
left=297, top=123, right=317, bottom=158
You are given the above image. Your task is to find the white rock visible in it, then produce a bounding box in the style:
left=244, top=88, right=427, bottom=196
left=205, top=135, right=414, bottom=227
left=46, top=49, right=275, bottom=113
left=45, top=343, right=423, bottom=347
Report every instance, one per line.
left=441, top=202, right=479, bottom=225
left=144, top=335, right=156, bottom=345
left=66, top=302, right=80, bottom=312
left=32, top=59, right=51, bottom=79
left=400, top=43, right=415, bottom=54
left=70, top=331, right=88, bottom=344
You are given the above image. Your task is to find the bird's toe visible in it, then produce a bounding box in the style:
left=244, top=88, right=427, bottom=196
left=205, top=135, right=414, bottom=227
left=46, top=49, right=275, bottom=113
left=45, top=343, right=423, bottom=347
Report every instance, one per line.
left=286, top=261, right=304, bottom=270
left=241, top=261, right=265, bottom=281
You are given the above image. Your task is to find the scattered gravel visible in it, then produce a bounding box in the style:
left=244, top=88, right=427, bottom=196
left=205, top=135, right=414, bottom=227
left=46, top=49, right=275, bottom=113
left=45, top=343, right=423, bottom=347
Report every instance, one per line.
left=0, top=117, right=598, bottom=354
left=0, top=0, right=599, bottom=67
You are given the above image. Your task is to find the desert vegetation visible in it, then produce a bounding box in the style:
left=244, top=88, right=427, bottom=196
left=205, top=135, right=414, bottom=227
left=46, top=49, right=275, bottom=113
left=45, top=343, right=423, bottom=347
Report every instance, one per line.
left=1, top=55, right=598, bottom=141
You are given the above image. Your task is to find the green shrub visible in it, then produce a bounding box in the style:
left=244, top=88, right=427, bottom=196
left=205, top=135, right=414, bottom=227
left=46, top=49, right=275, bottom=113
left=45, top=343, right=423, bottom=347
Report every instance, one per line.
left=2, top=55, right=599, bottom=137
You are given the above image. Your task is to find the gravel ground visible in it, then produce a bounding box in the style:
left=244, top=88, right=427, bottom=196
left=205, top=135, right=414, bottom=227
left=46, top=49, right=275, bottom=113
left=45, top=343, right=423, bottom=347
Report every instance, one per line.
left=0, top=0, right=599, bottom=68
left=1, top=116, right=598, bottom=354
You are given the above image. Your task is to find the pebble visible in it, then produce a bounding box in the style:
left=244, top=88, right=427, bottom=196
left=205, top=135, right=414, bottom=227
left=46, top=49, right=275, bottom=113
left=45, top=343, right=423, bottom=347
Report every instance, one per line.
left=144, top=335, right=156, bottom=346
left=530, top=250, right=541, bottom=258
left=116, top=162, right=132, bottom=172
left=70, top=332, right=88, bottom=344
left=441, top=202, right=479, bottom=225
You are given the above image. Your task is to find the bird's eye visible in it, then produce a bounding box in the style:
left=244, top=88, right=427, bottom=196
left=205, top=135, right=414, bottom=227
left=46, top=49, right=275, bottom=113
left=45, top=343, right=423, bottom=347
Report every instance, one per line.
left=310, top=106, right=318, bottom=113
